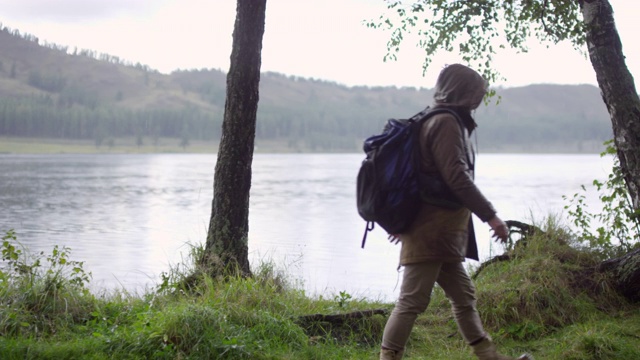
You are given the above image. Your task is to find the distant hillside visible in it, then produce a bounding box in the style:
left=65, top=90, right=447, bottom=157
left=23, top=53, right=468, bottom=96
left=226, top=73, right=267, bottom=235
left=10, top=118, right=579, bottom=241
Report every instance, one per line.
left=0, top=25, right=612, bottom=152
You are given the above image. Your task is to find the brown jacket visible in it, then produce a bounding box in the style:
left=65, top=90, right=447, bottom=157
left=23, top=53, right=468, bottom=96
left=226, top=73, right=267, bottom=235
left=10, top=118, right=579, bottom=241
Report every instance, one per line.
left=399, top=65, right=496, bottom=264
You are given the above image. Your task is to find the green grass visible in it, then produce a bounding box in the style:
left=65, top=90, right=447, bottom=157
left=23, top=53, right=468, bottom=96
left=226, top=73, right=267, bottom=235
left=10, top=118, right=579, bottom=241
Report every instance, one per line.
left=1, top=220, right=639, bottom=359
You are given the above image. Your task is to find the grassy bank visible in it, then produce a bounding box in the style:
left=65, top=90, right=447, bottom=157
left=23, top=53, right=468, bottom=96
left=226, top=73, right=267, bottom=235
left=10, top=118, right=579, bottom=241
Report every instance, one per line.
left=1, top=221, right=639, bottom=359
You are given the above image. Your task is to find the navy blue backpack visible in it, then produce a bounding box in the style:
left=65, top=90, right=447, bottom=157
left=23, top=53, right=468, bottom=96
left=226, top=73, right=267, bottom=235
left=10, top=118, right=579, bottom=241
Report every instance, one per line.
left=356, top=107, right=465, bottom=248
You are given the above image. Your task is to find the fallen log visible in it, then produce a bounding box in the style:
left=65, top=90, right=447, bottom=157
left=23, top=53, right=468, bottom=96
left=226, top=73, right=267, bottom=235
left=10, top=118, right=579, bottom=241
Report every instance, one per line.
left=296, top=309, right=389, bottom=345
left=297, top=309, right=388, bottom=325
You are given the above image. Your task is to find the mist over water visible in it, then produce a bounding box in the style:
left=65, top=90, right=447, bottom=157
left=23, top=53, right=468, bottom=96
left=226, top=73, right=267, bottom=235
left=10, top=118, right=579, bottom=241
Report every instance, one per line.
left=0, top=153, right=612, bottom=301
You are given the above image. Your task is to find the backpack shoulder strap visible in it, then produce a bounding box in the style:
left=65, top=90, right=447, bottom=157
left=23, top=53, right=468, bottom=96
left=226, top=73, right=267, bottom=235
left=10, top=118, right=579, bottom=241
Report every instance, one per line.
left=414, top=107, right=474, bottom=170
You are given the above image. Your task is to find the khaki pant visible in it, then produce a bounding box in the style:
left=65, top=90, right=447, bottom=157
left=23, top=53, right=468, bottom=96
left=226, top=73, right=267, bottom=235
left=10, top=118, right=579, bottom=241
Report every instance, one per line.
left=381, top=261, right=486, bottom=351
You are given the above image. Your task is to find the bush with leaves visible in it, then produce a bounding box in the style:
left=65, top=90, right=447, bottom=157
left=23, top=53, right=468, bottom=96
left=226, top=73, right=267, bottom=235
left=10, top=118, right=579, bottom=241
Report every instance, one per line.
left=564, top=141, right=640, bottom=259
left=1, top=229, right=93, bottom=336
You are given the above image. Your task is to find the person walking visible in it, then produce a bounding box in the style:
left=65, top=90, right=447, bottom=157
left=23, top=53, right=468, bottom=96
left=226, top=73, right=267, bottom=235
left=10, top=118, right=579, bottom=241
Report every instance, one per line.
left=379, top=64, right=532, bottom=360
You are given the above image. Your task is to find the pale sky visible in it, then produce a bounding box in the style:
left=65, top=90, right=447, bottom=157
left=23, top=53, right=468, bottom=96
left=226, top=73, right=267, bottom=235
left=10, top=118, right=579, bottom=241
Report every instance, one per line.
left=2, top=0, right=639, bottom=88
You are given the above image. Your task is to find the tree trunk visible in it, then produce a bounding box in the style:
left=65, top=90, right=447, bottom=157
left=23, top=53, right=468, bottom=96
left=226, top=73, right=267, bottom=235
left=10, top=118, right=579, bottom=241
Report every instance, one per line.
left=202, top=0, right=267, bottom=277
left=579, top=0, right=640, bottom=211
left=596, top=248, right=640, bottom=302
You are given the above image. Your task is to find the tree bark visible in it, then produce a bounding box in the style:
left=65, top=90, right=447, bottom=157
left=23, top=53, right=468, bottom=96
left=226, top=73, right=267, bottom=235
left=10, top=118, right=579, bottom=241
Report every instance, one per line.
left=297, top=309, right=389, bottom=325
left=596, top=248, right=640, bottom=302
left=202, top=0, right=267, bottom=276
left=579, top=0, right=640, bottom=211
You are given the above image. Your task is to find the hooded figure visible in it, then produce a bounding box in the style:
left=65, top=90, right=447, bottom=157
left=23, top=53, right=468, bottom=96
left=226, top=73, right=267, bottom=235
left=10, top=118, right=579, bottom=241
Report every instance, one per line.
left=379, top=64, right=532, bottom=360
left=434, top=63, right=488, bottom=110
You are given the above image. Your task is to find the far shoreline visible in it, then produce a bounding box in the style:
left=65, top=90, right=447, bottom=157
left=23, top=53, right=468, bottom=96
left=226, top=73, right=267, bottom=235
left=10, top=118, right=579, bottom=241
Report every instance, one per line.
left=0, top=136, right=606, bottom=155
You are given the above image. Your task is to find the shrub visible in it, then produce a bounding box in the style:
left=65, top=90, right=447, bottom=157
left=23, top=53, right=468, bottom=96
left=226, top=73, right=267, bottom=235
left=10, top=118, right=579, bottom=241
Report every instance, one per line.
left=564, top=140, right=640, bottom=259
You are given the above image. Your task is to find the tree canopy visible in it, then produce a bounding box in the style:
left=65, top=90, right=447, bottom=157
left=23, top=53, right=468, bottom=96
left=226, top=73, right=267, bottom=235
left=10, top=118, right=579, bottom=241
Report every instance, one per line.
left=368, top=0, right=586, bottom=86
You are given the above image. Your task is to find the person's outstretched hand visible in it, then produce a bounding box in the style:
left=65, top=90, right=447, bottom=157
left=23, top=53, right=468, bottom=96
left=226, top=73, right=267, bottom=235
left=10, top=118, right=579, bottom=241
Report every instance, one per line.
left=488, top=216, right=509, bottom=243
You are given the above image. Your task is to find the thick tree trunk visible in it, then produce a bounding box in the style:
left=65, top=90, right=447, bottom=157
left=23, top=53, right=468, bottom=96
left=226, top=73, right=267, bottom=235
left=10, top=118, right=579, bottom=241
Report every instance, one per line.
left=596, top=248, right=640, bottom=302
left=203, top=0, right=267, bottom=276
left=579, top=0, right=640, bottom=211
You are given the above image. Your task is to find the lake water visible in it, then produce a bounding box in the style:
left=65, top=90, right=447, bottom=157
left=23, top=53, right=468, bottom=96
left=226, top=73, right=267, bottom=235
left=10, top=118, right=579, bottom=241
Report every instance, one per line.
left=0, top=153, right=613, bottom=301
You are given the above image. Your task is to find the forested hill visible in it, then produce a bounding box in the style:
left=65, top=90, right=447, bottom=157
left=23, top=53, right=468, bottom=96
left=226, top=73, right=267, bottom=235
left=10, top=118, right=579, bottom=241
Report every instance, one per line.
left=0, top=25, right=611, bottom=153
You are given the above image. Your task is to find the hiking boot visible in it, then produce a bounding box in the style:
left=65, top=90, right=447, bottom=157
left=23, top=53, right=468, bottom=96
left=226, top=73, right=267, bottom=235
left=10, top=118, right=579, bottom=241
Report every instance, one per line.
left=379, top=348, right=404, bottom=360
left=472, top=337, right=533, bottom=360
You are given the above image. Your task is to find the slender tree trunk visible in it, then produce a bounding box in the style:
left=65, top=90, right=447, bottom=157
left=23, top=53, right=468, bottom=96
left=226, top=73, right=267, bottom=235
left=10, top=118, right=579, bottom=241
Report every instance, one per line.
left=579, top=0, right=640, bottom=211
left=202, top=0, right=267, bottom=276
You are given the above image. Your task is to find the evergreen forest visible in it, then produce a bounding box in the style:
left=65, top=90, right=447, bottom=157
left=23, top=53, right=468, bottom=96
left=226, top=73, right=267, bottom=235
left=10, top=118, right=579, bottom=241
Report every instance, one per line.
left=0, top=25, right=611, bottom=153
